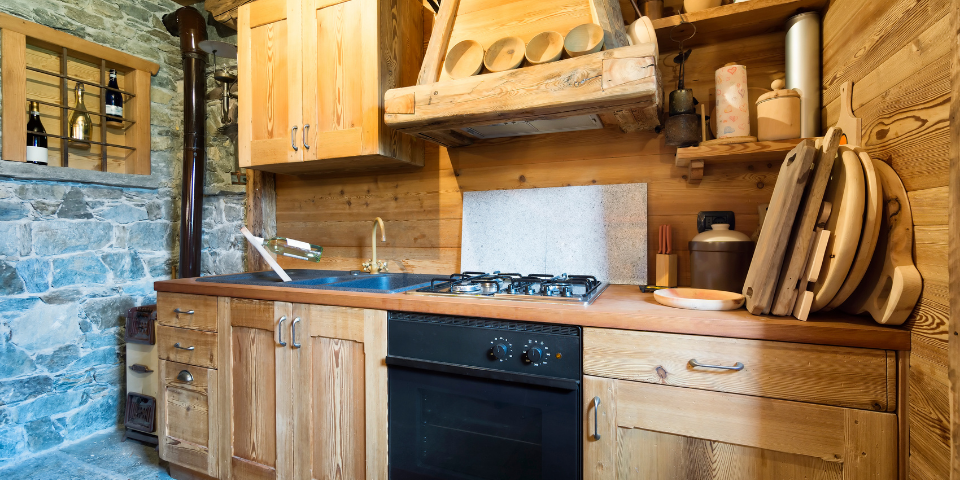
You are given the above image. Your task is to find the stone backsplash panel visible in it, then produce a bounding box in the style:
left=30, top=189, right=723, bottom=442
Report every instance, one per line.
left=0, top=0, right=245, bottom=464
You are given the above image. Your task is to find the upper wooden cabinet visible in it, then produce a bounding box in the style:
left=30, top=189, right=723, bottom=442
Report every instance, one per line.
left=238, top=0, right=425, bottom=175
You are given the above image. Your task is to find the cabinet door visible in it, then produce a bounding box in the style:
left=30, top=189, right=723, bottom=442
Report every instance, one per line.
left=219, top=298, right=296, bottom=480
left=158, top=360, right=219, bottom=477
left=238, top=0, right=303, bottom=168
left=292, top=305, right=388, bottom=480
left=583, top=376, right=897, bottom=480
left=301, top=0, right=367, bottom=161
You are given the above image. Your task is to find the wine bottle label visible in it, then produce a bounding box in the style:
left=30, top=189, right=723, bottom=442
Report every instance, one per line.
left=26, top=145, right=48, bottom=164
left=106, top=105, right=123, bottom=116
left=287, top=238, right=312, bottom=250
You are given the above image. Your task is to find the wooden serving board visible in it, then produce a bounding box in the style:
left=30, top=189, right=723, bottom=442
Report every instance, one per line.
left=840, top=160, right=922, bottom=325
left=742, top=139, right=816, bottom=315
left=653, top=288, right=745, bottom=311
left=811, top=147, right=865, bottom=312
left=823, top=148, right=883, bottom=310
left=770, top=128, right=841, bottom=315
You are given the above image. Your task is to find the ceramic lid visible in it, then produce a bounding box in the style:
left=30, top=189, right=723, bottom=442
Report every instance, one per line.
left=691, top=224, right=752, bottom=242
left=756, top=79, right=800, bottom=104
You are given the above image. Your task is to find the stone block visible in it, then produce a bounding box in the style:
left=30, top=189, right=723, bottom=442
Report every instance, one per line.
left=0, top=375, right=53, bottom=406
left=63, top=389, right=120, bottom=441
left=0, top=426, right=26, bottom=461
left=126, top=221, right=173, bottom=251
left=55, top=188, right=92, bottom=219
left=0, top=341, right=36, bottom=380
left=81, top=329, right=120, bottom=349
left=35, top=345, right=81, bottom=373
left=16, top=184, right=66, bottom=201
left=80, top=296, right=135, bottom=331
left=0, top=297, right=41, bottom=318
left=143, top=255, right=172, bottom=278
left=97, top=204, right=147, bottom=224
left=0, top=200, right=27, bottom=221
left=83, top=188, right=122, bottom=200
left=30, top=200, right=60, bottom=217
left=16, top=258, right=50, bottom=294
left=66, top=347, right=119, bottom=373
left=0, top=261, right=25, bottom=296
left=18, top=224, right=31, bottom=257
left=39, top=288, right=86, bottom=305
left=52, top=253, right=108, bottom=288
left=0, top=223, right=20, bottom=257
left=32, top=220, right=113, bottom=255
left=9, top=302, right=81, bottom=352
left=100, top=251, right=145, bottom=282
left=24, top=417, right=65, bottom=452
left=10, top=390, right=86, bottom=425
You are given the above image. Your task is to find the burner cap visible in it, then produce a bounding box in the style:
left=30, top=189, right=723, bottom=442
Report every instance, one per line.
left=451, top=283, right=482, bottom=294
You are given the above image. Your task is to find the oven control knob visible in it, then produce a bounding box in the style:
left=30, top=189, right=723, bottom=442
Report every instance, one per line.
left=525, top=347, right=544, bottom=364
left=491, top=343, right=509, bottom=361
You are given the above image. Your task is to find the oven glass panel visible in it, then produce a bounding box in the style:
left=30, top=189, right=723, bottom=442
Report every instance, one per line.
left=389, top=366, right=579, bottom=480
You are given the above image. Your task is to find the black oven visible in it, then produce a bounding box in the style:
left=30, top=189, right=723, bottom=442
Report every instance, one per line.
left=387, top=312, right=582, bottom=480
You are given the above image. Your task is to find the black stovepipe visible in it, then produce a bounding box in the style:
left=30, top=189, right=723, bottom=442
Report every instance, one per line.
left=163, top=7, right=207, bottom=278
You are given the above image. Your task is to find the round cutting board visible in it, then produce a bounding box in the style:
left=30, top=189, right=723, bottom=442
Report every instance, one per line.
left=811, top=146, right=865, bottom=312
left=823, top=148, right=882, bottom=310
left=654, top=288, right=745, bottom=311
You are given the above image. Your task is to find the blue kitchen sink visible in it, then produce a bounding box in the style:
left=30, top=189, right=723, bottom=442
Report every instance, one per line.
left=316, top=273, right=436, bottom=293
left=196, top=269, right=436, bottom=293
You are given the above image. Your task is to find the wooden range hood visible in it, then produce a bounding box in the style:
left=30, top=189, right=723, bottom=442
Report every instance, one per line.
left=383, top=0, right=662, bottom=148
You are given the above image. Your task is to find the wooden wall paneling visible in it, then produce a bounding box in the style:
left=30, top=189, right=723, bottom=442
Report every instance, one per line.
left=950, top=3, right=960, bottom=478
left=910, top=334, right=951, bottom=478
left=245, top=170, right=277, bottom=272
left=1, top=29, right=27, bottom=163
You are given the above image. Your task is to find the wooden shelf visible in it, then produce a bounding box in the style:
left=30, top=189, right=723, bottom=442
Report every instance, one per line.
left=652, top=0, right=828, bottom=49
left=675, top=138, right=803, bottom=182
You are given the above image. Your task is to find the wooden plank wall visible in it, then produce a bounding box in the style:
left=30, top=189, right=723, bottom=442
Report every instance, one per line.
left=821, top=0, right=951, bottom=477
left=275, top=22, right=785, bottom=283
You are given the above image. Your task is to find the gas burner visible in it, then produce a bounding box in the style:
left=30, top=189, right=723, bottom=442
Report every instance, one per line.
left=414, top=271, right=608, bottom=305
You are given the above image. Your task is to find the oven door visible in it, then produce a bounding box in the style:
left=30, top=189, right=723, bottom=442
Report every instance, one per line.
left=388, top=359, right=581, bottom=480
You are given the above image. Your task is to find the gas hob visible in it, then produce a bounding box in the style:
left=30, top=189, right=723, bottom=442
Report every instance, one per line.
left=408, top=271, right=608, bottom=305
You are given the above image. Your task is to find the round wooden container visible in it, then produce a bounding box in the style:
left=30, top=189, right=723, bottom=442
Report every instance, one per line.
left=483, top=36, right=525, bottom=73
left=756, top=79, right=802, bottom=141
left=564, top=23, right=604, bottom=57
left=443, top=40, right=484, bottom=79
left=525, top=31, right=564, bottom=65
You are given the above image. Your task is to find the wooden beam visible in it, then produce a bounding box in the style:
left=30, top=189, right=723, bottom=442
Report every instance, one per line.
left=1, top=29, right=27, bottom=163
left=417, top=0, right=459, bottom=85
left=386, top=43, right=659, bottom=133
left=245, top=170, right=277, bottom=272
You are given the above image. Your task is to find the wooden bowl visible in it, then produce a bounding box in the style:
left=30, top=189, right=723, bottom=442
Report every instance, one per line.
left=564, top=23, right=604, bottom=57
left=443, top=40, right=484, bottom=79
left=484, top=36, right=525, bottom=73
left=653, top=288, right=745, bottom=311
left=525, top=31, right=564, bottom=65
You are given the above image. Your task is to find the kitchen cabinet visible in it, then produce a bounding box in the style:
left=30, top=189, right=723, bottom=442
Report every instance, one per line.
left=238, top=0, right=424, bottom=175
left=158, top=359, right=219, bottom=477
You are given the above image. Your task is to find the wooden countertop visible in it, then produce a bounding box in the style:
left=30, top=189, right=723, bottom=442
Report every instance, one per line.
left=154, top=279, right=911, bottom=351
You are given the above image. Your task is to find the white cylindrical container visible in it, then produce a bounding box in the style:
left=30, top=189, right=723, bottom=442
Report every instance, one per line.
left=715, top=64, right=750, bottom=138
left=785, top=11, right=821, bottom=138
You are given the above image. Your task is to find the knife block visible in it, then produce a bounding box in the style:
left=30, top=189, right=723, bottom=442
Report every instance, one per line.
left=656, top=254, right=678, bottom=287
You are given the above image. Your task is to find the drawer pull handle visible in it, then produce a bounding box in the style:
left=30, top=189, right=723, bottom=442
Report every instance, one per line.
left=303, top=124, right=310, bottom=149
left=278, top=316, right=287, bottom=346
left=592, top=396, right=601, bottom=440
left=174, top=309, right=194, bottom=315
left=291, top=126, right=299, bottom=152
left=177, top=370, right=194, bottom=383
left=291, top=317, right=302, bottom=348
left=129, top=364, right=153, bottom=373
left=174, top=343, right=195, bottom=351
left=689, top=359, right=745, bottom=371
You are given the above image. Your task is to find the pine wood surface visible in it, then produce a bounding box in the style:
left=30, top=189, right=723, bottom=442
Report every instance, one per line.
left=159, top=360, right=219, bottom=478
left=157, top=293, right=219, bottom=332
left=675, top=138, right=804, bottom=168
left=307, top=337, right=366, bottom=479
left=158, top=325, right=219, bottom=369
left=950, top=2, right=960, bottom=478
left=583, top=327, right=894, bottom=411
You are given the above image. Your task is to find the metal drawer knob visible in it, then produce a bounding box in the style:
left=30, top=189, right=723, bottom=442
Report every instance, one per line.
left=174, top=343, right=195, bottom=351
left=177, top=370, right=194, bottom=383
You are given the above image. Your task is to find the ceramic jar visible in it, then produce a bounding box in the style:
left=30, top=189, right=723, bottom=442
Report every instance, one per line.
left=756, top=79, right=801, bottom=141
left=689, top=224, right=754, bottom=293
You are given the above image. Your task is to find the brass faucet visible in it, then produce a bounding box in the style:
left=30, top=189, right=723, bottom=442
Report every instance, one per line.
left=362, top=217, right=388, bottom=273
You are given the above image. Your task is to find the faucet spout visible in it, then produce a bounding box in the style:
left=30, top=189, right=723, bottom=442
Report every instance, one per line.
left=366, top=217, right=387, bottom=273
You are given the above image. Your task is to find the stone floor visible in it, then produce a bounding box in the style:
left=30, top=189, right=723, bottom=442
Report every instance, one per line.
left=0, top=428, right=172, bottom=480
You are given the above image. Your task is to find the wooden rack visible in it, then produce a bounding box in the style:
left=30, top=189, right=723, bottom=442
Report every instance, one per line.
left=675, top=138, right=803, bottom=182
left=0, top=13, right=158, bottom=175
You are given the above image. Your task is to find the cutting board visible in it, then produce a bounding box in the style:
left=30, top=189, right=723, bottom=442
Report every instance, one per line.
left=742, top=139, right=817, bottom=315
left=823, top=148, right=883, bottom=310
left=770, top=128, right=842, bottom=315
left=811, top=147, right=866, bottom=311
left=460, top=184, right=648, bottom=284
left=840, top=161, right=922, bottom=325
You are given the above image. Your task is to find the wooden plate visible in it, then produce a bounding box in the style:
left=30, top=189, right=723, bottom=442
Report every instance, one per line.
left=484, top=36, right=525, bottom=73
left=654, top=288, right=745, bottom=311
left=443, top=40, right=484, bottom=79
left=823, top=148, right=883, bottom=310
left=525, top=31, right=564, bottom=65
left=811, top=146, right=865, bottom=311
left=564, top=23, right=604, bottom=57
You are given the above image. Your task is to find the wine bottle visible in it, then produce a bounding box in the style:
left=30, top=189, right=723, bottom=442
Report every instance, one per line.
left=68, top=83, right=92, bottom=144
left=26, top=101, right=48, bottom=165
left=264, top=237, right=323, bottom=262
left=105, top=69, right=123, bottom=124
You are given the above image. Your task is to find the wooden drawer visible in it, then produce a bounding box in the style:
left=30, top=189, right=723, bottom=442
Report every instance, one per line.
left=158, top=325, right=218, bottom=369
left=158, top=359, right=218, bottom=477
left=583, top=328, right=895, bottom=411
left=157, top=292, right=218, bottom=332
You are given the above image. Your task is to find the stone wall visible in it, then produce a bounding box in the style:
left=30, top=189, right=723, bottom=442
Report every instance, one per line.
left=0, top=0, right=243, bottom=464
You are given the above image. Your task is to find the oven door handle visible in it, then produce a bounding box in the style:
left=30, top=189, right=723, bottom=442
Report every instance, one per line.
left=386, top=355, right=580, bottom=391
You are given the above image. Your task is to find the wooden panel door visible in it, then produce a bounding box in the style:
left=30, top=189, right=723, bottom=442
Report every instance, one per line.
left=239, top=0, right=303, bottom=168
left=301, top=0, right=366, bottom=161
left=292, top=305, right=388, bottom=480
left=583, top=376, right=898, bottom=480
left=158, top=359, right=219, bottom=477
left=218, top=298, right=296, bottom=480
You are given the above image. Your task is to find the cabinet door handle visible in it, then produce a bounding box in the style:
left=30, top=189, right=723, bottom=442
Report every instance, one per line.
left=689, top=359, right=745, bottom=371
left=291, top=126, right=299, bottom=151
left=174, top=308, right=194, bottom=315
left=592, top=396, right=601, bottom=440
left=278, top=316, right=287, bottom=346
left=174, top=343, right=195, bottom=351
left=302, top=124, right=310, bottom=150
left=291, top=317, right=301, bottom=348
left=177, top=370, right=194, bottom=383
